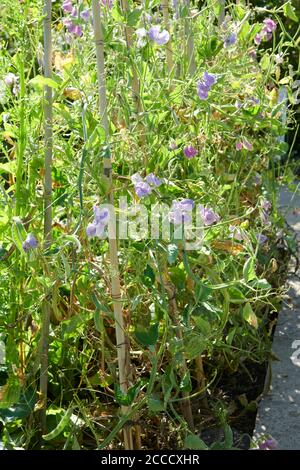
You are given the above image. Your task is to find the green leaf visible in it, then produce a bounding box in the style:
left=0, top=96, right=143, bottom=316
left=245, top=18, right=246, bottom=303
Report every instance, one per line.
left=283, top=2, right=298, bottom=22
left=29, top=75, right=59, bottom=89
left=242, top=302, right=258, bottom=329
left=148, top=398, right=165, bottom=412
left=250, top=278, right=271, bottom=290
left=185, top=334, right=206, bottom=360
left=42, top=407, right=73, bottom=441
left=184, top=434, right=208, bottom=450
left=243, top=257, right=257, bottom=282
left=114, top=382, right=140, bottom=406
left=11, top=217, right=27, bottom=253
left=260, top=53, right=270, bottom=71
left=0, top=376, right=21, bottom=409
left=192, top=316, right=211, bottom=337
left=135, top=322, right=159, bottom=347
left=127, top=8, right=142, bottom=27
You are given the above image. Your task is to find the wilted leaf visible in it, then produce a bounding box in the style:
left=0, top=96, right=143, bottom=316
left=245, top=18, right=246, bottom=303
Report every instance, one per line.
left=242, top=302, right=258, bottom=329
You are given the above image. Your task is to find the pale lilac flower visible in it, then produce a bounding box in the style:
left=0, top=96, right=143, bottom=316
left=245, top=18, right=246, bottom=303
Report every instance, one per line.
left=87, top=206, right=110, bottom=239
left=263, top=18, right=277, bottom=33
left=254, top=33, right=263, bottom=45
left=169, top=140, right=177, bottom=150
left=93, top=206, right=110, bottom=225
left=80, top=9, right=90, bottom=21
left=70, top=6, right=78, bottom=17
left=184, top=145, right=198, bottom=159
left=199, top=205, right=220, bottom=226
left=130, top=173, right=144, bottom=184
left=224, top=32, right=237, bottom=48
left=169, top=200, right=194, bottom=225
left=73, top=24, right=83, bottom=37
left=180, top=199, right=195, bottom=211
left=4, top=73, right=18, bottom=87
left=236, top=141, right=243, bottom=151
left=136, top=28, right=147, bottom=48
left=86, top=223, right=97, bottom=238
left=235, top=100, right=242, bottom=109
left=63, top=0, right=73, bottom=13
left=146, top=173, right=162, bottom=186
left=22, top=233, right=38, bottom=252
left=229, top=225, right=244, bottom=241
left=249, top=49, right=257, bottom=60
left=260, top=210, right=270, bottom=226
left=148, top=25, right=170, bottom=45
left=257, top=233, right=267, bottom=245
left=261, top=199, right=271, bottom=212
left=134, top=181, right=152, bottom=198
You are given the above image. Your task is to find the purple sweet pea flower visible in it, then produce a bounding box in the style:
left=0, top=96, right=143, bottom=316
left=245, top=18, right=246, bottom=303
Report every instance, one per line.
left=93, top=206, right=110, bottom=225
left=87, top=206, right=110, bottom=239
left=263, top=18, right=277, bottom=33
left=259, top=438, right=278, bottom=450
left=63, top=0, right=73, bottom=13
left=4, top=73, right=18, bottom=87
left=254, top=33, right=263, bottom=45
left=236, top=141, right=243, bottom=151
left=136, top=28, right=148, bottom=48
left=261, top=199, right=271, bottom=212
left=184, top=145, right=198, bottom=159
left=224, top=32, right=237, bottom=48
left=80, top=9, right=90, bottom=21
left=197, top=72, right=216, bottom=100
left=229, top=225, right=244, bottom=241
left=170, top=200, right=193, bottom=225
left=253, top=174, right=262, bottom=186
left=70, top=6, right=77, bottom=17
left=260, top=210, right=270, bottom=226
left=148, top=25, right=170, bottom=45
left=86, top=223, right=97, bottom=238
left=199, top=205, right=220, bottom=226
left=146, top=173, right=162, bottom=186
left=257, top=233, right=267, bottom=245
left=130, top=173, right=144, bottom=184
left=180, top=199, right=195, bottom=211
left=134, top=182, right=152, bottom=198
left=22, top=233, right=38, bottom=252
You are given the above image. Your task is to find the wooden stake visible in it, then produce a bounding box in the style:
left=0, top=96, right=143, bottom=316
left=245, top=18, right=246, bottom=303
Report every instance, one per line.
left=92, top=0, right=133, bottom=450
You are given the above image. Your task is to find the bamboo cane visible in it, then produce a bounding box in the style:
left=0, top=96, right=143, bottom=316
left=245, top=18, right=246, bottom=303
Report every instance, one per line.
left=218, top=0, right=225, bottom=26
left=91, top=0, right=133, bottom=450
left=183, top=0, right=196, bottom=76
left=120, top=0, right=142, bottom=113
left=161, top=0, right=174, bottom=75
left=39, top=0, right=53, bottom=436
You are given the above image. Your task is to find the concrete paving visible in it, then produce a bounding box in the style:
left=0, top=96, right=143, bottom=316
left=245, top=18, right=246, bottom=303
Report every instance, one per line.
left=254, top=185, right=300, bottom=449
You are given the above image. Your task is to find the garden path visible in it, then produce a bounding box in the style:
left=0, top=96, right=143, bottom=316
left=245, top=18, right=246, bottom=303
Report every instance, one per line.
left=254, top=185, right=300, bottom=450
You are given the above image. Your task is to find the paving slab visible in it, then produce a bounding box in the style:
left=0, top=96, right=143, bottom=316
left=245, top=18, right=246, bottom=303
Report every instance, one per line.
left=254, top=185, right=300, bottom=450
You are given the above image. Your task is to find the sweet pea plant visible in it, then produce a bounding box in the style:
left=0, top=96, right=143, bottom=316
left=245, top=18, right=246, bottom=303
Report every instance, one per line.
left=0, top=0, right=298, bottom=450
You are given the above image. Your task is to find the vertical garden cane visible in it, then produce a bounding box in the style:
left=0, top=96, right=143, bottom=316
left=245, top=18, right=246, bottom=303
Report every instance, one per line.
left=218, top=0, right=225, bottom=26
left=161, top=0, right=174, bottom=76
left=183, top=0, right=196, bottom=76
left=92, top=0, right=134, bottom=450
left=39, top=0, right=53, bottom=436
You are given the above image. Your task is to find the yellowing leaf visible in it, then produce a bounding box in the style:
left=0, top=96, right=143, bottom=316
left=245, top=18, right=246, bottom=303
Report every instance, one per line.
left=243, top=302, right=258, bottom=329
left=63, top=87, right=82, bottom=100
left=54, top=52, right=75, bottom=71
left=212, top=240, right=245, bottom=255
